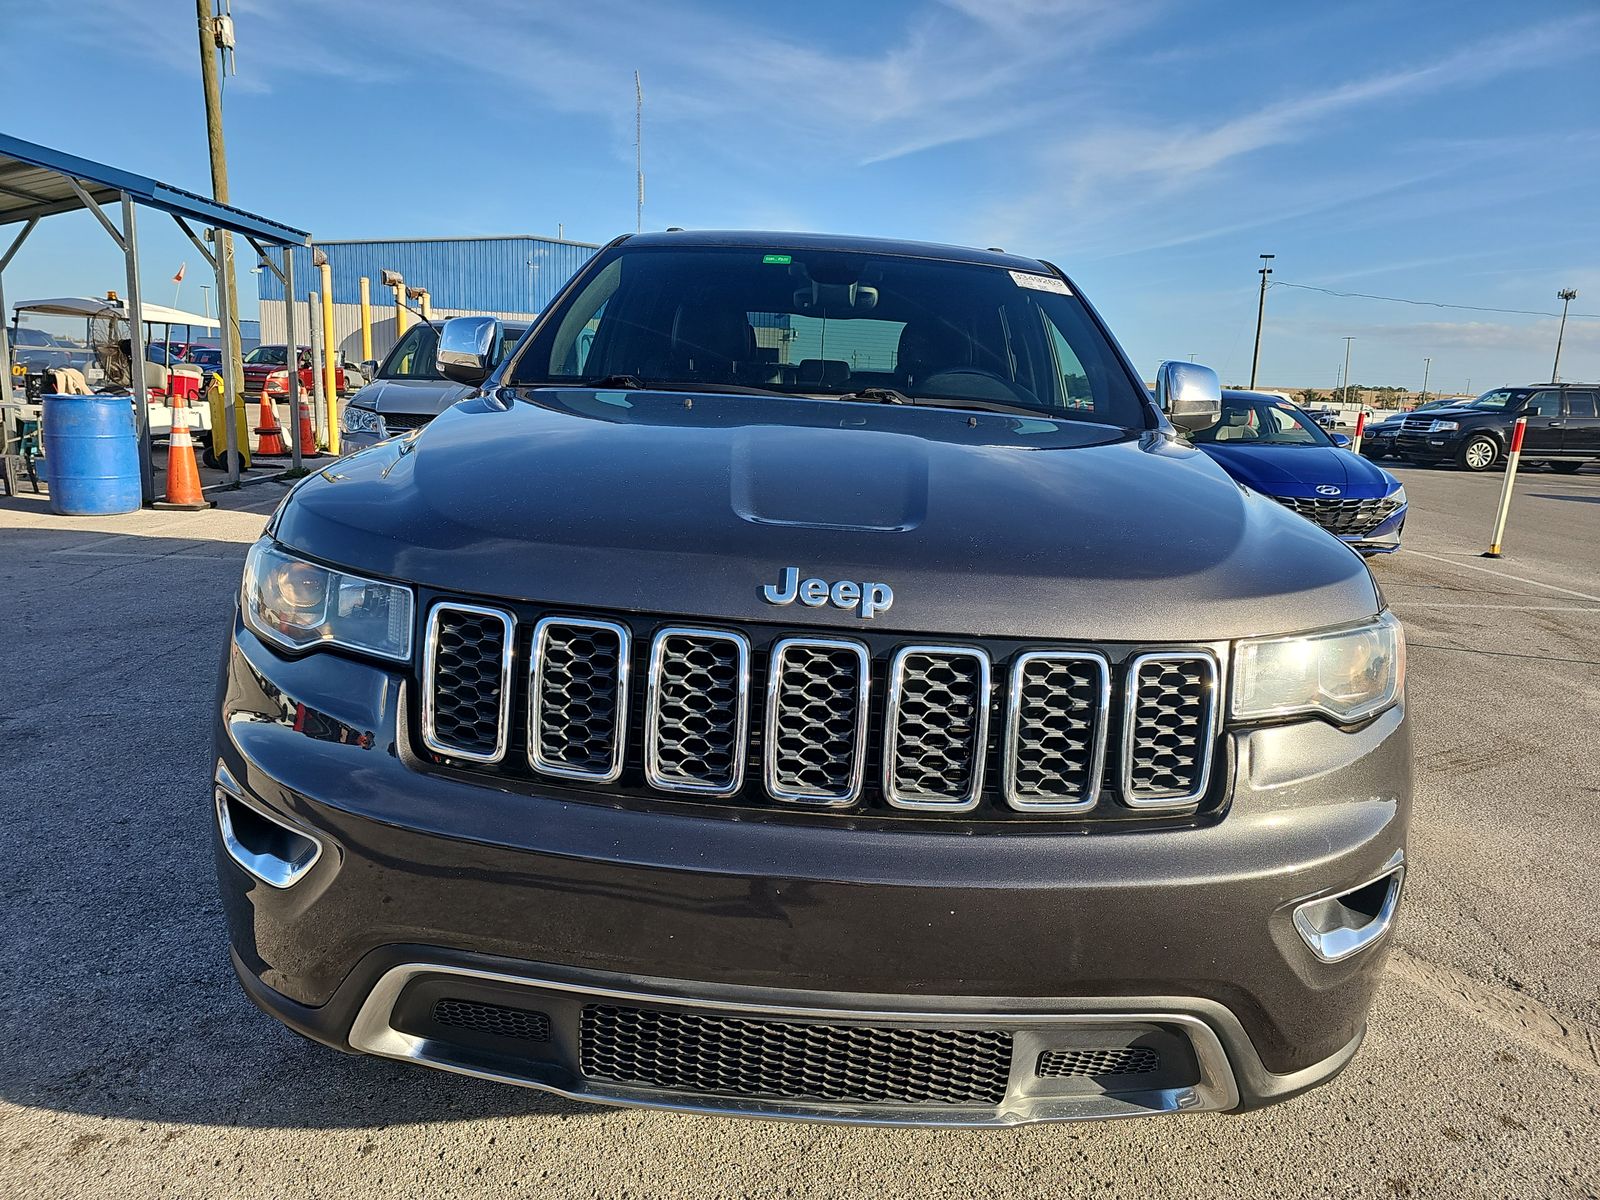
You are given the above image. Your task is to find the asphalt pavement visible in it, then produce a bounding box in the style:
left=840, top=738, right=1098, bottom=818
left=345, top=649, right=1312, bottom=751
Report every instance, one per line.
left=0, top=459, right=1596, bottom=1200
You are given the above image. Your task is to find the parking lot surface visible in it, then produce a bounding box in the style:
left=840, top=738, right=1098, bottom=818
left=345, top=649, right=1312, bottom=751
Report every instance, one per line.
left=1, top=463, right=1597, bottom=1199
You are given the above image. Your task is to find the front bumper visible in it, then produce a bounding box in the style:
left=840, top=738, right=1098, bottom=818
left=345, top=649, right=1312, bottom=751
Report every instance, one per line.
left=214, top=619, right=1411, bottom=1124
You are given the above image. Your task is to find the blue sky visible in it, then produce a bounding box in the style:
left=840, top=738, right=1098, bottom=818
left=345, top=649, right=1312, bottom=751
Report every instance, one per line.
left=4, top=0, right=1598, bottom=390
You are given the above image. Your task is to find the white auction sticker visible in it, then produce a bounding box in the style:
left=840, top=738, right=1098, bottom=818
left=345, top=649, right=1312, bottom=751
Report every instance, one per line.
left=1009, top=270, right=1072, bottom=295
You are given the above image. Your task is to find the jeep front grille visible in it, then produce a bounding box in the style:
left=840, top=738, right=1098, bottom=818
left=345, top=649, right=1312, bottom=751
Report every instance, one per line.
left=529, top=618, right=629, bottom=782
left=1121, top=654, right=1217, bottom=808
left=579, top=1003, right=1013, bottom=1106
left=644, top=628, right=750, bottom=796
left=883, top=646, right=991, bottom=811
left=765, top=637, right=870, bottom=806
left=1276, top=494, right=1404, bottom=537
left=418, top=603, right=1222, bottom=819
left=421, top=602, right=514, bottom=763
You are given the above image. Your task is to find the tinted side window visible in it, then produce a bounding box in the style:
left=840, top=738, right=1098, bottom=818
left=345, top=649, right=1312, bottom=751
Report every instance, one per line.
left=1566, top=391, right=1597, bottom=418
left=1524, top=390, right=1563, bottom=417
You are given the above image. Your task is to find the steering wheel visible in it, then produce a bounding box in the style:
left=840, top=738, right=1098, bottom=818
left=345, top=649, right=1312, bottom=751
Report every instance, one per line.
left=918, top=367, right=1039, bottom=408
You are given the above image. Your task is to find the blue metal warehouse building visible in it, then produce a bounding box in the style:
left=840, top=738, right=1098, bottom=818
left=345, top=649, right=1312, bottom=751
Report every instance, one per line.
left=256, top=234, right=599, bottom=363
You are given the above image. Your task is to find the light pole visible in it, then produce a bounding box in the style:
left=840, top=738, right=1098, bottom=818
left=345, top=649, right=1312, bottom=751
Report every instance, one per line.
left=1552, top=288, right=1578, bottom=383
left=1249, top=253, right=1274, bottom=389
left=1341, top=337, right=1355, bottom=408
left=1420, top=356, right=1431, bottom=406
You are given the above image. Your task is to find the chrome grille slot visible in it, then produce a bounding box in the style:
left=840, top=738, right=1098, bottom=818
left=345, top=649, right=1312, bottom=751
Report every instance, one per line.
left=1121, top=653, right=1217, bottom=808
left=1004, top=652, right=1110, bottom=812
left=645, top=628, right=750, bottom=795
left=883, top=646, right=991, bottom=811
left=529, top=617, right=629, bottom=782
left=764, top=638, right=870, bottom=806
left=580, top=1003, right=1013, bottom=1106
left=421, top=602, right=514, bottom=763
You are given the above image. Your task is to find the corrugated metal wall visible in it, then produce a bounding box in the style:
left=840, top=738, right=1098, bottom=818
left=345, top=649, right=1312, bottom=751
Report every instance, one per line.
left=259, top=301, right=539, bottom=365
left=257, top=235, right=599, bottom=314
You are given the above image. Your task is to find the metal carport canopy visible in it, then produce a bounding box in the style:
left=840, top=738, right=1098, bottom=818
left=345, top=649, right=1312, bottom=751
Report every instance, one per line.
left=0, top=131, right=311, bottom=502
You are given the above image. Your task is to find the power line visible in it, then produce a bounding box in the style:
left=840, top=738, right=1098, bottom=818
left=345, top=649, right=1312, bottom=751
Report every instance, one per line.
left=1270, top=280, right=1600, bottom=320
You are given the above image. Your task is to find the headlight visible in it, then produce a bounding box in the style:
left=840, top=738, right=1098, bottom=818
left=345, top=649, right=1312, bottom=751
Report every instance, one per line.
left=1389, top=485, right=1406, bottom=507
left=341, top=405, right=384, bottom=436
left=1232, top=611, right=1404, bottom=723
left=1427, top=419, right=1458, bottom=432
left=241, top=540, right=412, bottom=660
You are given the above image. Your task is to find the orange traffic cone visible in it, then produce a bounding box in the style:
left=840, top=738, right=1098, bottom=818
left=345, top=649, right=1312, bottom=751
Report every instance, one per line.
left=155, top=406, right=214, bottom=510
left=297, top=400, right=321, bottom=458
left=255, top=394, right=287, bottom=456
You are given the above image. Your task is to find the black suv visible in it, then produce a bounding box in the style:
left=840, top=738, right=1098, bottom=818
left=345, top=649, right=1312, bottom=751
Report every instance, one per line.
left=215, top=231, right=1410, bottom=1126
left=1392, top=383, right=1600, bottom=472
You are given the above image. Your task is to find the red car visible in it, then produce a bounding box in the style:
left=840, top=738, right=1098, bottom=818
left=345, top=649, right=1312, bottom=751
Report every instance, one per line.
left=241, top=344, right=348, bottom=402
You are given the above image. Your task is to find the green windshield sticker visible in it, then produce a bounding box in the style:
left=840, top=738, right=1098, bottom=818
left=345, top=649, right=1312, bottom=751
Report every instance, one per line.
left=762, top=253, right=793, bottom=265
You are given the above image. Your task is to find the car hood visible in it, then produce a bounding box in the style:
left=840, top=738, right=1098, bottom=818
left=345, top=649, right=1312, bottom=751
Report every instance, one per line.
left=272, top=388, right=1379, bottom=642
left=349, top=376, right=475, bottom=416
left=1196, top=443, right=1397, bottom=498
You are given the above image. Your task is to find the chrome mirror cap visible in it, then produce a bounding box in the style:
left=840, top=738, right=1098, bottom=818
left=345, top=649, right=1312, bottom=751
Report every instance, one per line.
left=437, top=315, right=500, bottom=385
left=1156, top=361, right=1222, bottom=433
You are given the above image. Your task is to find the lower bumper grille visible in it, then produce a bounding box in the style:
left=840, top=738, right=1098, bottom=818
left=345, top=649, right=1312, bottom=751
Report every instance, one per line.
left=1037, top=1046, right=1159, bottom=1078
left=432, top=998, right=551, bottom=1042
left=579, top=1003, right=1013, bottom=1106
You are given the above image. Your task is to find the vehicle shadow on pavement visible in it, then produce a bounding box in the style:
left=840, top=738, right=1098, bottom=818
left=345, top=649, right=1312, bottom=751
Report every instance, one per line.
left=0, top=525, right=602, bottom=1130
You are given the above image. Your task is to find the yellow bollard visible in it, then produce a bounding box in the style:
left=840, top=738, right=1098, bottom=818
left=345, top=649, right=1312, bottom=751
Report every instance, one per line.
left=394, top=284, right=408, bottom=338
left=359, top=276, right=372, bottom=364
left=420, top=290, right=432, bottom=323
left=319, top=259, right=340, bottom=455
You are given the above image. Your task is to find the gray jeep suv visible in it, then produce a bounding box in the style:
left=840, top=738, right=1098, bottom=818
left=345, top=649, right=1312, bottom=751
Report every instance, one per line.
left=215, top=231, right=1410, bottom=1126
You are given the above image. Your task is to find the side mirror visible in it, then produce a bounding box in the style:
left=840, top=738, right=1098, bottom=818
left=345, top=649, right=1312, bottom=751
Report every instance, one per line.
left=1155, top=360, right=1221, bottom=433
left=436, top=315, right=500, bottom=386
left=1330, top=432, right=1352, bottom=448
left=358, top=359, right=378, bottom=382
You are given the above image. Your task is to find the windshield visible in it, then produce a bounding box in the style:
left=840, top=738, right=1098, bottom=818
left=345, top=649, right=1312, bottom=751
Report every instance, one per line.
left=1465, top=390, right=1524, bottom=411
left=243, top=346, right=288, bottom=366
left=507, top=244, right=1149, bottom=427
left=188, top=348, right=220, bottom=364
left=1190, top=395, right=1333, bottom=446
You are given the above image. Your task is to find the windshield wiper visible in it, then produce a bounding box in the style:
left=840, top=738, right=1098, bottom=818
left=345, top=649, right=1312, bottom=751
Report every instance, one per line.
left=837, top=386, right=913, bottom=405
left=588, top=374, right=646, bottom=389
left=830, top=389, right=1057, bottom=419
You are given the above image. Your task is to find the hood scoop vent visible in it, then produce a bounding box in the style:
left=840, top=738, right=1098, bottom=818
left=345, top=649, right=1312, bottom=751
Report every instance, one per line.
left=730, top=425, right=927, bottom=533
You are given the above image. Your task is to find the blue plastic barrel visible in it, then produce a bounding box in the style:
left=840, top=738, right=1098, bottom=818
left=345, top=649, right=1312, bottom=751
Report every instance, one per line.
left=41, top=394, right=142, bottom=515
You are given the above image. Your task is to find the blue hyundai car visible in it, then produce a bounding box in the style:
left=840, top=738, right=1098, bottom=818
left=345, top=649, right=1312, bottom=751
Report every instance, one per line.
left=1189, top=390, right=1406, bottom=555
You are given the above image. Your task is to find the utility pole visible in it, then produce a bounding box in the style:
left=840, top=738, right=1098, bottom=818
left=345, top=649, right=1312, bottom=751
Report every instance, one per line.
left=196, top=0, right=242, bottom=398
left=1552, top=288, right=1578, bottom=383
left=1341, top=337, right=1355, bottom=407
left=1420, top=356, right=1431, bottom=406
left=634, top=71, right=644, bottom=233
left=1248, top=254, right=1274, bottom=389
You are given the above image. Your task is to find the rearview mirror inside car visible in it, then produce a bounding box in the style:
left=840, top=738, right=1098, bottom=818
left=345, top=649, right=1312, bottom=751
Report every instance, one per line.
left=1156, top=360, right=1222, bottom=433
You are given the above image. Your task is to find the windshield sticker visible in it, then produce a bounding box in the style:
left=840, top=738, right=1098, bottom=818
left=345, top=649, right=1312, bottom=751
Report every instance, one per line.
left=1009, top=270, right=1071, bottom=295
left=762, top=254, right=793, bottom=265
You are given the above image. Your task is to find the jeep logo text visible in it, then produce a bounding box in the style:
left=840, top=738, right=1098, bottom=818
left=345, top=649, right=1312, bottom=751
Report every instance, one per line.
left=761, top=566, right=894, bottom=620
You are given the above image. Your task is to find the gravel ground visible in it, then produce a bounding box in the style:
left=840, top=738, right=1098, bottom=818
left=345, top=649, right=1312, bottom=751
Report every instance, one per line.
left=0, top=460, right=1596, bottom=1200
